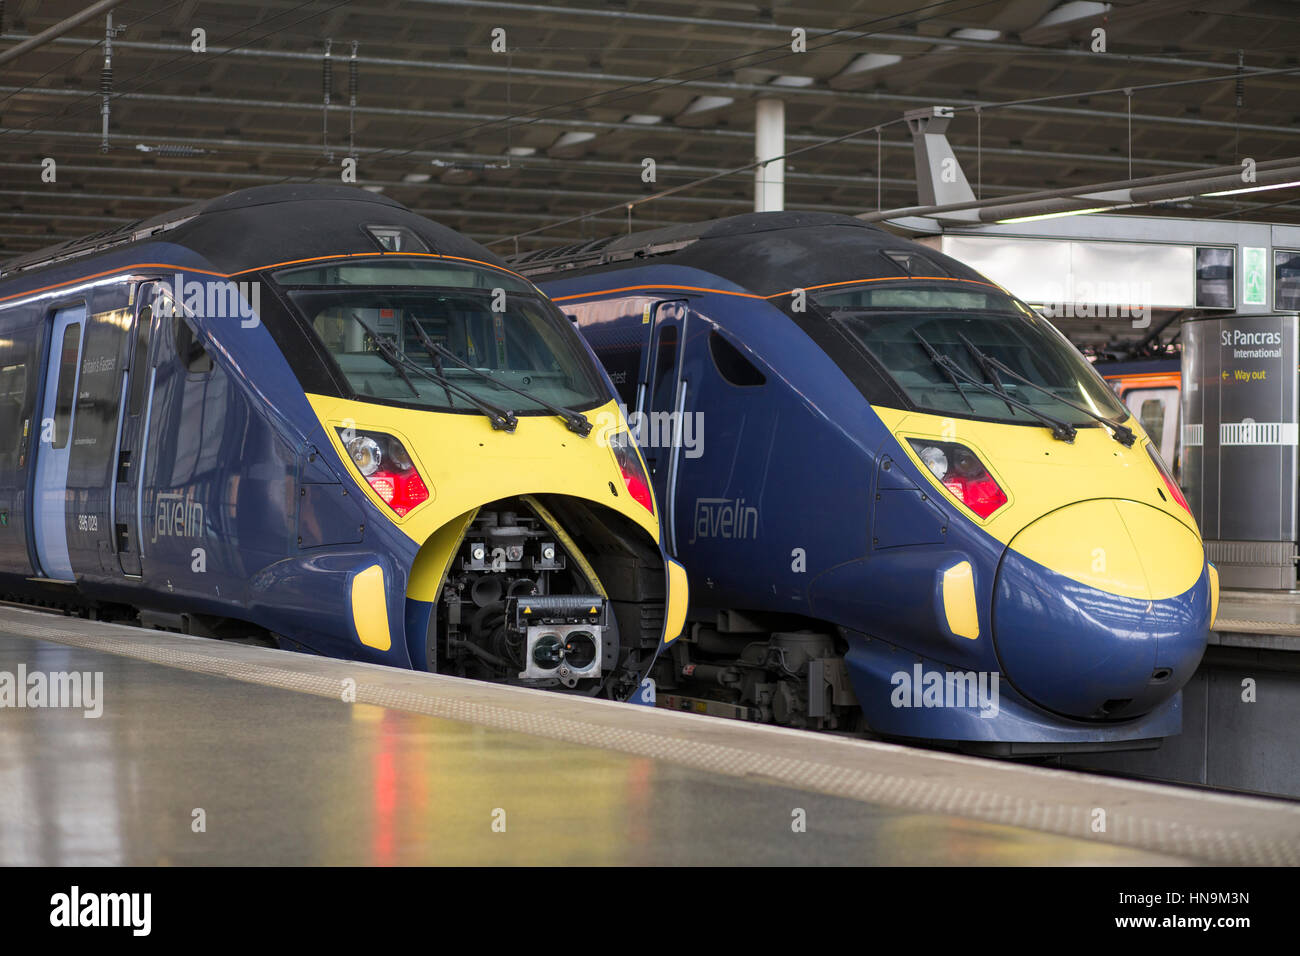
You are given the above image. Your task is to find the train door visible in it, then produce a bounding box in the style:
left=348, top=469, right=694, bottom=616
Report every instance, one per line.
left=112, top=285, right=160, bottom=576
left=31, top=305, right=86, bottom=580
left=641, top=299, right=688, bottom=554
left=1126, top=386, right=1180, bottom=474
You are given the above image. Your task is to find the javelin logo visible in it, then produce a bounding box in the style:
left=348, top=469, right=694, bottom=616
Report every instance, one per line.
left=152, top=491, right=205, bottom=544
left=688, top=497, right=758, bottom=544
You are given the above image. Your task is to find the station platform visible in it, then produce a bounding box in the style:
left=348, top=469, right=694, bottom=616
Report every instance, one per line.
left=1214, top=589, right=1300, bottom=649
left=1, top=606, right=1298, bottom=866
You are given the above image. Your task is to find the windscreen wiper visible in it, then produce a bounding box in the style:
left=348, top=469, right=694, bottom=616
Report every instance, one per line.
left=913, top=331, right=975, bottom=413
left=422, top=337, right=593, bottom=437
left=352, top=317, right=420, bottom=399
left=399, top=313, right=456, bottom=407
left=980, top=353, right=1136, bottom=446
left=351, top=314, right=518, bottom=431
left=956, top=330, right=1016, bottom=417
left=914, top=331, right=1077, bottom=442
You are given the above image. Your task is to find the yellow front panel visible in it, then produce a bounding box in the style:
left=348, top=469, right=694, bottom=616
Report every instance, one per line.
left=1116, top=500, right=1207, bottom=601
left=1008, top=499, right=1150, bottom=599
left=351, top=564, right=392, bottom=650
left=308, top=395, right=661, bottom=547
left=408, top=507, right=479, bottom=603
left=873, top=406, right=1200, bottom=546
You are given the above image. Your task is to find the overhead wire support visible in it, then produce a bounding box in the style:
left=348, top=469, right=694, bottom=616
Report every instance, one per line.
left=348, top=41, right=358, bottom=160
left=0, top=0, right=126, bottom=68
left=98, top=12, right=128, bottom=152
left=490, top=57, right=1300, bottom=249
left=322, top=38, right=333, bottom=162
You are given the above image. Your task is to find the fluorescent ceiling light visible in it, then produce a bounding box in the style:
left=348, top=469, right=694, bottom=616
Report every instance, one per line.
left=403, top=173, right=432, bottom=183
left=769, top=75, right=814, bottom=87
left=552, top=131, right=597, bottom=148
left=505, top=146, right=536, bottom=156
left=680, top=95, right=734, bottom=115
left=1202, top=180, right=1300, bottom=198
left=996, top=206, right=1111, bottom=224
left=624, top=114, right=663, bottom=125
left=1035, top=1, right=1111, bottom=28
left=839, top=53, right=902, bottom=76
left=949, top=28, right=1001, bottom=40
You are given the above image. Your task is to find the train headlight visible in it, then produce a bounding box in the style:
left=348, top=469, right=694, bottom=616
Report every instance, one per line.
left=608, top=430, right=654, bottom=514
left=907, top=439, right=1007, bottom=519
left=336, top=427, right=431, bottom=517
left=347, top=435, right=382, bottom=476
left=918, top=445, right=949, bottom=479
left=1146, top=443, right=1191, bottom=515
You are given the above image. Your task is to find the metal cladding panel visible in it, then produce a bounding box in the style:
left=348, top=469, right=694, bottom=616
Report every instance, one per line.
left=1182, top=313, right=1299, bottom=585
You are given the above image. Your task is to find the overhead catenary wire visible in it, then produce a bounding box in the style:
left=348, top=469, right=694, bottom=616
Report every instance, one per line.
left=286, top=0, right=1006, bottom=176
left=0, top=0, right=355, bottom=142
left=0, top=0, right=125, bottom=68
left=0, top=1, right=188, bottom=111
left=489, top=62, right=1300, bottom=248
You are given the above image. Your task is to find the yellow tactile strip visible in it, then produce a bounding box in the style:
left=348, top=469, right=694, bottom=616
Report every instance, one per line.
left=4, top=606, right=1300, bottom=865
left=1215, top=618, right=1300, bottom=636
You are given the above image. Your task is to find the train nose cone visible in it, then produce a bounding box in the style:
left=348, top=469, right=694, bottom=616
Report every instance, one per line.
left=992, top=499, right=1210, bottom=720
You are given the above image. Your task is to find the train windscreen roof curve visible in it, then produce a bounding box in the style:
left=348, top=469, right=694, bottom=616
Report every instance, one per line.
left=510, top=211, right=987, bottom=297
left=0, top=185, right=498, bottom=281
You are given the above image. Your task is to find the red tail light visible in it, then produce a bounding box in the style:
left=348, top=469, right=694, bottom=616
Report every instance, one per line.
left=337, top=428, right=431, bottom=517
left=1147, top=444, right=1190, bottom=515
left=366, top=469, right=430, bottom=517
left=907, top=439, right=1008, bottom=519
left=610, top=431, right=654, bottom=513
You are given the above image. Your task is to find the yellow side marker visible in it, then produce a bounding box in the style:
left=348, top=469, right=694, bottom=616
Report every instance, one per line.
left=1208, top=563, right=1220, bottom=628
left=350, top=564, right=392, bottom=651
left=941, top=561, right=980, bottom=640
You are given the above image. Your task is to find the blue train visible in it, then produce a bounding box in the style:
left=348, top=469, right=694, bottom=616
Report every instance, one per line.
left=0, top=185, right=687, bottom=699
left=514, top=212, right=1218, bottom=754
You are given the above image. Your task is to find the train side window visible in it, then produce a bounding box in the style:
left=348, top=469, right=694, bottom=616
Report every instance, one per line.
left=649, top=325, right=678, bottom=411
left=128, top=305, right=153, bottom=415
left=173, top=314, right=213, bottom=374
left=52, top=322, right=81, bottom=450
left=708, top=330, right=766, bottom=387
left=0, top=362, right=26, bottom=462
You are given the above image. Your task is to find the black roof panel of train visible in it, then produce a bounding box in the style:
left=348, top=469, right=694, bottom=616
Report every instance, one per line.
left=0, top=185, right=505, bottom=282
left=510, top=211, right=988, bottom=296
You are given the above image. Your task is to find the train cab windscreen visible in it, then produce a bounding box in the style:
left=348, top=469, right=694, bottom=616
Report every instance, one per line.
left=274, top=260, right=608, bottom=414
left=813, top=281, right=1127, bottom=427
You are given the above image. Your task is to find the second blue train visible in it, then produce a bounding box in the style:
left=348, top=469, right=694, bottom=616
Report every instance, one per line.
left=512, top=211, right=1217, bottom=755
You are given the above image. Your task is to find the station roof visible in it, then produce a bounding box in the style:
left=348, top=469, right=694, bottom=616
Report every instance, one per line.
left=3, top=1, right=1297, bottom=354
